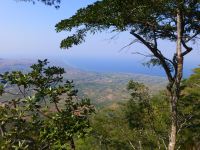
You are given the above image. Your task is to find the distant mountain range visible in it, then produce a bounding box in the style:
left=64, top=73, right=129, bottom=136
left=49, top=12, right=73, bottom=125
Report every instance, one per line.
left=0, top=58, right=167, bottom=106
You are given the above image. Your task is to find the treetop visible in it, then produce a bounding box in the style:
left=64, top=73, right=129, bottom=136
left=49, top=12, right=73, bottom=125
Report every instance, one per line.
left=55, top=0, right=200, bottom=49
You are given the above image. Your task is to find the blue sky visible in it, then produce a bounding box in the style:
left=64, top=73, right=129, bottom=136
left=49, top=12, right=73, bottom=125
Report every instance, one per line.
left=0, top=0, right=96, bottom=58
left=0, top=0, right=199, bottom=76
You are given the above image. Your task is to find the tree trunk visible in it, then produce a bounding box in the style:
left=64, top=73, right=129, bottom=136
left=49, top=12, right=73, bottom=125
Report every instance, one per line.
left=168, top=90, right=179, bottom=150
left=168, top=55, right=183, bottom=150
left=168, top=5, right=183, bottom=150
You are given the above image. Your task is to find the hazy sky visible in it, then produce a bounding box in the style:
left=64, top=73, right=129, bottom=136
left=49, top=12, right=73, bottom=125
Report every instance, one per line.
left=0, top=0, right=199, bottom=76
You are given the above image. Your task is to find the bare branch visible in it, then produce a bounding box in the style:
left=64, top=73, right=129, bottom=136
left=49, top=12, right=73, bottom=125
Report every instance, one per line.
left=54, top=102, right=61, bottom=113
left=120, top=128, right=136, bottom=150
left=131, top=52, right=152, bottom=57
left=194, top=83, right=200, bottom=88
left=130, top=30, right=173, bottom=82
left=18, top=86, right=26, bottom=99
left=119, top=39, right=139, bottom=52
left=181, top=40, right=193, bottom=56
left=36, top=109, right=52, bottom=119
left=177, top=114, right=193, bottom=134
left=185, top=32, right=200, bottom=43
left=110, top=32, right=120, bottom=40
left=161, top=138, right=168, bottom=150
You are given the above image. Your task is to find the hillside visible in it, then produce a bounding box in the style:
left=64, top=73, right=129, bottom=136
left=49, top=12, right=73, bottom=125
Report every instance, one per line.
left=0, top=58, right=167, bottom=105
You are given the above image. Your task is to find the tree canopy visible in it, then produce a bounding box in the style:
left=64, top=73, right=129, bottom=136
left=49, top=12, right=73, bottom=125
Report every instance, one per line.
left=56, top=0, right=199, bottom=49
left=55, top=1, right=200, bottom=149
left=55, top=0, right=200, bottom=83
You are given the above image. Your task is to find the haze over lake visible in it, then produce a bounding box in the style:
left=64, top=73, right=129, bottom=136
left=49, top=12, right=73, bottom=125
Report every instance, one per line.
left=0, top=0, right=199, bottom=78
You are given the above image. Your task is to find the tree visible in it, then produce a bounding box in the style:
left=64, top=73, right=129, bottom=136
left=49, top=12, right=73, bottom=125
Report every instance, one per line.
left=125, top=81, right=170, bottom=149
left=0, top=60, right=94, bottom=150
left=177, top=66, right=200, bottom=149
left=79, top=81, right=170, bottom=149
left=78, top=77, right=200, bottom=149
left=55, top=1, right=200, bottom=149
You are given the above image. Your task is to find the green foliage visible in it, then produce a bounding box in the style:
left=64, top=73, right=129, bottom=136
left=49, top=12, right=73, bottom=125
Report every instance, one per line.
left=0, top=60, right=94, bottom=149
left=124, top=75, right=200, bottom=149
left=77, top=74, right=200, bottom=149
left=76, top=74, right=200, bottom=149
left=126, top=81, right=150, bottom=129
left=177, top=66, right=200, bottom=149
left=143, top=57, right=174, bottom=72
left=125, top=81, right=170, bottom=149
left=0, top=61, right=200, bottom=149
left=74, top=81, right=170, bottom=150
left=83, top=106, right=138, bottom=150
left=55, top=0, right=199, bottom=49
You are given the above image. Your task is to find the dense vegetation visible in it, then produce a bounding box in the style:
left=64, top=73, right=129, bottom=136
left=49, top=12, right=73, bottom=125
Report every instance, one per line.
left=0, top=60, right=200, bottom=149
left=56, top=1, right=199, bottom=149
left=76, top=68, right=200, bottom=150
left=0, top=60, right=94, bottom=150
left=2, top=0, right=200, bottom=149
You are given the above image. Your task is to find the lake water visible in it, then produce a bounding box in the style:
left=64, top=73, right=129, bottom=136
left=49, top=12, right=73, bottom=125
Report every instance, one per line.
left=61, top=57, right=199, bottom=78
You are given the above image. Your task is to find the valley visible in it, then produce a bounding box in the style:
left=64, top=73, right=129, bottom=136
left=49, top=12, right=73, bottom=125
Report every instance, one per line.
left=0, top=58, right=167, bottom=106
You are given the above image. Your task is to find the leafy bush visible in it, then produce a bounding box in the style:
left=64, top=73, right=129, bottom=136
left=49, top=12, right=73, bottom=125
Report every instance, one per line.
left=0, top=59, right=95, bottom=150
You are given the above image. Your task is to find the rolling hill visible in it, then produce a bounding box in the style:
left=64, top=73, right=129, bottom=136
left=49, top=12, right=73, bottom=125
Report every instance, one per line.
left=0, top=58, right=167, bottom=106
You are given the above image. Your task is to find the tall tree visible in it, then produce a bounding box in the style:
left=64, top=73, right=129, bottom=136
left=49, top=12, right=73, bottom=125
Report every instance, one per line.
left=55, top=0, right=200, bottom=149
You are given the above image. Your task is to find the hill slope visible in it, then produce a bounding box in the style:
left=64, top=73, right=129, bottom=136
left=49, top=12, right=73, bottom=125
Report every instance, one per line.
left=0, top=58, right=167, bottom=105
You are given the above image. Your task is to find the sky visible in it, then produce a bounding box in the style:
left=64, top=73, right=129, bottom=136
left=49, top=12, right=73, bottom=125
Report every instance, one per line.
left=0, top=0, right=199, bottom=77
